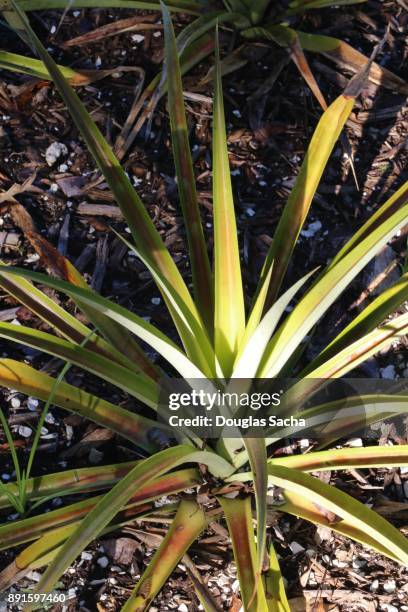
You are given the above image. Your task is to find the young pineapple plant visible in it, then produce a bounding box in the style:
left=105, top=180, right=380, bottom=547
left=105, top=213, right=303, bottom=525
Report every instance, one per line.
left=0, top=2, right=407, bottom=610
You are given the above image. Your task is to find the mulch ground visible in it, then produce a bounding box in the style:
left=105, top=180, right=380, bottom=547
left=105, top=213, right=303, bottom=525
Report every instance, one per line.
left=0, top=1, right=407, bottom=610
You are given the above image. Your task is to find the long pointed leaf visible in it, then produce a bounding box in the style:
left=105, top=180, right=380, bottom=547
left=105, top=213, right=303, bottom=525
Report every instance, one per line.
left=268, top=464, right=408, bottom=565
left=213, top=32, right=246, bottom=375
left=234, top=269, right=316, bottom=378
left=268, top=445, right=408, bottom=472
left=0, top=468, right=199, bottom=551
left=219, top=496, right=268, bottom=611
left=11, top=2, right=205, bottom=341
left=25, top=446, right=233, bottom=603
left=0, top=462, right=137, bottom=510
left=297, top=31, right=408, bottom=95
left=0, top=322, right=158, bottom=406
left=252, top=90, right=354, bottom=309
left=305, top=310, right=408, bottom=378
left=115, top=230, right=218, bottom=377
left=162, top=3, right=213, bottom=331
left=273, top=489, right=402, bottom=564
left=0, top=268, right=208, bottom=379
left=259, top=203, right=408, bottom=377
left=0, top=267, right=148, bottom=374
left=2, top=0, right=201, bottom=11
left=0, top=359, right=162, bottom=450
left=329, top=181, right=408, bottom=269
left=122, top=500, right=206, bottom=611
left=0, top=50, right=114, bottom=85
left=303, top=270, right=408, bottom=375
left=243, top=438, right=268, bottom=579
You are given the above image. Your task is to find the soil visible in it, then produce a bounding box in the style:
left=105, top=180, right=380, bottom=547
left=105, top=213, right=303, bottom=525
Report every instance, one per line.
left=0, top=1, right=407, bottom=610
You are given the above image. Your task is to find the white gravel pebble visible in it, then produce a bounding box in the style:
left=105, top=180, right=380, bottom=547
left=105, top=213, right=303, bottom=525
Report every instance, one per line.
left=383, top=579, right=396, bottom=593
left=97, top=556, right=109, bottom=568
left=246, top=207, right=255, bottom=217
left=332, top=558, right=348, bottom=568
left=348, top=438, right=363, bottom=447
left=178, top=605, right=188, bottom=612
left=1, top=474, right=10, bottom=481
left=352, top=557, right=367, bottom=569
left=300, top=220, right=322, bottom=238
left=18, top=425, right=32, bottom=438
left=26, top=570, right=42, bottom=582
left=27, top=397, right=39, bottom=411
left=131, top=34, right=145, bottom=43
left=10, top=396, right=21, bottom=409
left=289, top=541, right=305, bottom=554
left=81, top=551, right=93, bottom=561
left=45, top=142, right=68, bottom=166
left=58, top=163, right=68, bottom=172
left=380, top=605, right=399, bottom=612
left=151, top=297, right=161, bottom=306
left=67, top=588, right=77, bottom=599
left=380, top=365, right=396, bottom=379
left=370, top=579, right=379, bottom=592
left=95, top=56, right=102, bottom=68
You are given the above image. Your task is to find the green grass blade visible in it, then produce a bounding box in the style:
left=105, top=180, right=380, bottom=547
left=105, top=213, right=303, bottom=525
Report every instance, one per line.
left=263, top=542, right=290, bottom=612
left=213, top=31, right=246, bottom=375
left=162, top=3, right=213, bottom=331
left=0, top=408, right=24, bottom=513
left=122, top=500, right=206, bottom=610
